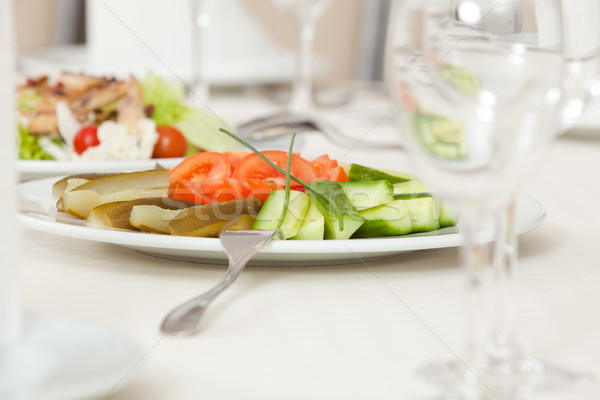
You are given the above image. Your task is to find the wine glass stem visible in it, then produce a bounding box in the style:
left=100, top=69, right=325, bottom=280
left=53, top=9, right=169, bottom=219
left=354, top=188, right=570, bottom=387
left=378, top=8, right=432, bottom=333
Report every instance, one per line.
left=457, top=209, right=492, bottom=392
left=289, top=16, right=317, bottom=114
left=190, top=0, right=212, bottom=103
left=488, top=199, right=520, bottom=362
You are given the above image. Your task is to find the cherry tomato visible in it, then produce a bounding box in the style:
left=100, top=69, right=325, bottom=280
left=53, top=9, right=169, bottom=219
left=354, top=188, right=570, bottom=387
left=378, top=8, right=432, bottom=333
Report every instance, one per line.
left=73, top=125, right=99, bottom=155
left=153, top=125, right=187, bottom=158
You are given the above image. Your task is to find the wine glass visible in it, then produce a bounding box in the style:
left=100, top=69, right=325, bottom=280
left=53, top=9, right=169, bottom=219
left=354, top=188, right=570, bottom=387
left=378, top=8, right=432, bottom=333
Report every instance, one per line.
left=271, top=0, right=332, bottom=114
left=386, top=0, right=567, bottom=397
left=487, top=0, right=600, bottom=389
left=188, top=0, right=214, bottom=105
left=233, top=0, right=333, bottom=147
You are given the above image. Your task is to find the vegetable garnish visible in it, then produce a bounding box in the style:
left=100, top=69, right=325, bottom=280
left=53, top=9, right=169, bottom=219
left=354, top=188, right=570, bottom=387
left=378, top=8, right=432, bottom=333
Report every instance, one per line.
left=218, top=128, right=346, bottom=230
left=276, top=133, right=296, bottom=232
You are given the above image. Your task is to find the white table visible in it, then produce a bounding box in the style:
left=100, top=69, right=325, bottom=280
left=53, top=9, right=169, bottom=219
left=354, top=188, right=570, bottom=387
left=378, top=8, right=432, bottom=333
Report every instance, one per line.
left=18, top=89, right=600, bottom=400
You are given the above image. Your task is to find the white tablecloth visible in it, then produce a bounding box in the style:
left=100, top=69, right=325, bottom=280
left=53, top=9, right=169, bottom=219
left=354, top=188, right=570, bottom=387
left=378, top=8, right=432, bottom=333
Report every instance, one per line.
left=18, top=89, right=600, bottom=400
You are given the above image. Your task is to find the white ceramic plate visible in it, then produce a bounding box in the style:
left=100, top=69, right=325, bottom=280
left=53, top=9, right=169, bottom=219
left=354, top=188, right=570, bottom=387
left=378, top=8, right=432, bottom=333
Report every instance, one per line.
left=0, top=313, right=141, bottom=400
left=17, top=177, right=546, bottom=266
left=18, top=158, right=184, bottom=182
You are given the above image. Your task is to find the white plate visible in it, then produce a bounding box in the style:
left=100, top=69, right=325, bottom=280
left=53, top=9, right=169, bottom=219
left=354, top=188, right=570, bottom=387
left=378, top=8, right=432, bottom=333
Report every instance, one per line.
left=0, top=313, right=141, bottom=400
left=17, top=177, right=546, bottom=266
left=18, top=158, right=184, bottom=182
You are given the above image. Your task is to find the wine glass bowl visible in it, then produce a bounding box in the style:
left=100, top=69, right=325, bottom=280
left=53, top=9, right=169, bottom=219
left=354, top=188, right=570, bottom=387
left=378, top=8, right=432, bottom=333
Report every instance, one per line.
left=388, top=0, right=564, bottom=213
left=387, top=1, right=573, bottom=398
left=271, top=0, right=332, bottom=114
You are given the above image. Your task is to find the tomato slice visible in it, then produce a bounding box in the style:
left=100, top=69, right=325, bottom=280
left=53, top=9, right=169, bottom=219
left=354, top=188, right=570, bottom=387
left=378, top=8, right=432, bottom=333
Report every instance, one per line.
left=246, top=179, right=281, bottom=201
left=311, top=154, right=338, bottom=178
left=233, top=151, right=318, bottom=188
left=326, top=166, right=348, bottom=182
left=169, top=152, right=233, bottom=202
left=224, top=151, right=251, bottom=169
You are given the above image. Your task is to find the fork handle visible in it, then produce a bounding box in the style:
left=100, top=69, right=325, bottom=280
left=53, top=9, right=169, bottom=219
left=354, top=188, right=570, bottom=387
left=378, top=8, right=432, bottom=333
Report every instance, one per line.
left=160, top=259, right=247, bottom=336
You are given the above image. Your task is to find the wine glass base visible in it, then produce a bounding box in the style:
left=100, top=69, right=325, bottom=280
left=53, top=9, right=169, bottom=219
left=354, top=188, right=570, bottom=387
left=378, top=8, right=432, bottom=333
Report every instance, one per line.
left=417, top=356, right=595, bottom=399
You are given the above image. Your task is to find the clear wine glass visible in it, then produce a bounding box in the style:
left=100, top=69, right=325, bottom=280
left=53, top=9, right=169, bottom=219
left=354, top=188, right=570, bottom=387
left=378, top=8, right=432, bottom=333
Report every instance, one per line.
left=386, top=0, right=568, bottom=398
left=271, top=0, right=332, bottom=114
left=487, top=0, right=600, bottom=389
left=188, top=0, right=214, bottom=105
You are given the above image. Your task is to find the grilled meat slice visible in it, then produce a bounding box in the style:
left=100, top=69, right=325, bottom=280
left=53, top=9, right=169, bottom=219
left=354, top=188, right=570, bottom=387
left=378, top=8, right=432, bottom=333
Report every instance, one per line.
left=71, top=80, right=129, bottom=123
left=57, top=72, right=111, bottom=98
left=116, top=77, right=145, bottom=132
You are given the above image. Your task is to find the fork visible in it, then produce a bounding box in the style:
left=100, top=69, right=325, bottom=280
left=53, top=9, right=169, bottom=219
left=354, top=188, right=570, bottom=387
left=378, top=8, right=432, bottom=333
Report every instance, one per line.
left=160, top=229, right=278, bottom=336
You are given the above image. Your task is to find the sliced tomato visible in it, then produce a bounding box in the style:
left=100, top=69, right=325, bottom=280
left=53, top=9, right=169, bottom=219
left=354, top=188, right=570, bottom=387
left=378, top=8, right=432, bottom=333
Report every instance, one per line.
left=220, top=178, right=252, bottom=202
left=326, top=166, right=348, bottom=182
left=224, top=151, right=251, bottom=169
left=232, top=150, right=318, bottom=189
left=245, top=179, right=281, bottom=201
left=169, top=152, right=233, bottom=202
left=311, top=154, right=338, bottom=178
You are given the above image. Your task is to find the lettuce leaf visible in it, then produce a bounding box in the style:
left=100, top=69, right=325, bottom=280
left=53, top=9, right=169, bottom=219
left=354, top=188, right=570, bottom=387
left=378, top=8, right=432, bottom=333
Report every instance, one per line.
left=141, top=73, right=187, bottom=126
left=174, top=108, right=237, bottom=152
left=141, top=73, right=236, bottom=152
left=18, top=124, right=55, bottom=160
left=17, top=91, right=43, bottom=113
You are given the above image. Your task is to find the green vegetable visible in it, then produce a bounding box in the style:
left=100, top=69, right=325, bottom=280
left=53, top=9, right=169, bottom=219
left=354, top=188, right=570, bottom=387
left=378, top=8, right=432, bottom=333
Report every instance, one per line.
left=141, top=73, right=236, bottom=152
left=174, top=108, right=236, bottom=152
left=347, top=164, right=415, bottom=184
left=339, top=180, right=394, bottom=210
left=17, top=91, right=42, bottom=113
left=141, top=73, right=187, bottom=125
left=18, top=125, right=55, bottom=160
left=277, top=133, right=296, bottom=231
left=252, top=190, right=310, bottom=239
left=308, top=180, right=365, bottom=240
left=290, top=198, right=325, bottom=240
left=353, top=199, right=413, bottom=238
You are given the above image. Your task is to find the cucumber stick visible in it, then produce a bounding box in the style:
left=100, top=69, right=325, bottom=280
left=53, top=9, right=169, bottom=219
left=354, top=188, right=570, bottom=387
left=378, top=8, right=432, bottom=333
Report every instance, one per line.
left=393, top=180, right=430, bottom=195
left=339, top=180, right=394, bottom=210
left=290, top=197, right=325, bottom=240
left=347, top=164, right=416, bottom=184
left=404, top=196, right=440, bottom=232
left=252, top=190, right=310, bottom=239
left=309, top=180, right=365, bottom=240
left=353, top=199, right=412, bottom=238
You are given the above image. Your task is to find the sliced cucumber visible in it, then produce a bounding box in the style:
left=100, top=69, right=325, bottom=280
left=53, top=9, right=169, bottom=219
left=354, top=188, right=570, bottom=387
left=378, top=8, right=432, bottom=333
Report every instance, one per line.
left=353, top=199, right=413, bottom=238
left=252, top=190, right=310, bottom=239
left=439, top=202, right=456, bottom=228
left=393, top=192, right=432, bottom=200
left=411, top=112, right=467, bottom=160
left=393, top=180, right=431, bottom=195
left=309, top=180, right=365, bottom=240
left=404, top=196, right=440, bottom=232
left=339, top=180, right=394, bottom=210
left=290, top=197, right=324, bottom=240
left=347, top=164, right=416, bottom=184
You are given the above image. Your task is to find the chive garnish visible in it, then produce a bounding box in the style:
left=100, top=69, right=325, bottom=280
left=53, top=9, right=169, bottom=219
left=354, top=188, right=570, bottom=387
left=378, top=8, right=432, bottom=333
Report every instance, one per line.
left=219, top=128, right=345, bottom=230
left=275, top=133, right=296, bottom=232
